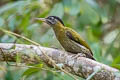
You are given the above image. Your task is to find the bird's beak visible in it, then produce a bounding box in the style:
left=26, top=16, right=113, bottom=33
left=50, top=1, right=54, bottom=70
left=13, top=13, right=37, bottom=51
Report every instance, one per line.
left=35, top=18, right=46, bottom=22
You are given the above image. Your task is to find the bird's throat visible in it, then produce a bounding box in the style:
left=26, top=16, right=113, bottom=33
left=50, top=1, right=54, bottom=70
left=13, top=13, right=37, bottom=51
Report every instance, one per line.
left=52, top=24, right=65, bottom=40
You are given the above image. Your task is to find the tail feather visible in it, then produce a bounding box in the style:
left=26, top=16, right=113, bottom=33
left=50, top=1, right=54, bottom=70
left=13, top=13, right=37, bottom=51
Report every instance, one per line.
left=86, top=53, right=96, bottom=60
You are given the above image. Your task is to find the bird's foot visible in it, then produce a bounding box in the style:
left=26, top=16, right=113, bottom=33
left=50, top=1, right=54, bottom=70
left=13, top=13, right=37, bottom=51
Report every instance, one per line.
left=72, top=53, right=86, bottom=59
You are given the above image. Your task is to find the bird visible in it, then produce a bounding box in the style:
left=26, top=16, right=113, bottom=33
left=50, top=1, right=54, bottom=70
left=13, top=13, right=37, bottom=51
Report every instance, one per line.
left=35, top=16, right=95, bottom=60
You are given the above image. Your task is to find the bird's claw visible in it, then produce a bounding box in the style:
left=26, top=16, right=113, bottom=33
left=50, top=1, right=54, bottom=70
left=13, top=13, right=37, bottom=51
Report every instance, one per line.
left=72, top=53, right=86, bottom=59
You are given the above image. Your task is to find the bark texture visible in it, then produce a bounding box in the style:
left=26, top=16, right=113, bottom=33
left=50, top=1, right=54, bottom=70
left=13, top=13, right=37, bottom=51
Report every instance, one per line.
left=0, top=43, right=119, bottom=80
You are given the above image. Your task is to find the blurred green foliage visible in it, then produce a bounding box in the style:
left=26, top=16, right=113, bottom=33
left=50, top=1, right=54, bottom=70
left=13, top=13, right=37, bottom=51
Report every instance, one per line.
left=0, top=0, right=120, bottom=80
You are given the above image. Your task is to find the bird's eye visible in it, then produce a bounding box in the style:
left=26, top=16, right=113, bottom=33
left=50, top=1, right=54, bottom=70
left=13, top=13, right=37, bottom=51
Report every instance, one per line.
left=49, top=17, right=54, bottom=20
left=46, top=16, right=56, bottom=25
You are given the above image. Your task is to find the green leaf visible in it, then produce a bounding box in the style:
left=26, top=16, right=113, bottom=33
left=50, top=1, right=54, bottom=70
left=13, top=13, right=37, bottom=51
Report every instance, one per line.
left=49, top=3, right=64, bottom=18
left=86, top=26, right=98, bottom=42
left=69, top=2, right=80, bottom=16
left=1, top=35, right=15, bottom=43
left=112, top=56, right=120, bottom=64
left=0, top=1, right=25, bottom=14
left=0, top=17, right=4, bottom=27
left=104, top=29, right=119, bottom=44
left=112, top=64, right=120, bottom=70
left=79, top=0, right=100, bottom=25
left=39, top=10, right=49, bottom=18
left=19, top=13, right=30, bottom=32
left=5, top=70, right=13, bottom=80
left=112, top=55, right=120, bottom=69
left=87, top=0, right=108, bottom=24
left=22, top=64, right=43, bottom=78
left=40, top=29, right=54, bottom=43
left=16, top=53, right=21, bottom=64
left=8, top=15, right=16, bottom=31
left=63, top=0, right=80, bottom=16
left=91, top=43, right=102, bottom=61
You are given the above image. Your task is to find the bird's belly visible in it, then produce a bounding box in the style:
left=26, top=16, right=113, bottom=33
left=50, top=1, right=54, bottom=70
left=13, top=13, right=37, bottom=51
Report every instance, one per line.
left=59, top=39, right=84, bottom=53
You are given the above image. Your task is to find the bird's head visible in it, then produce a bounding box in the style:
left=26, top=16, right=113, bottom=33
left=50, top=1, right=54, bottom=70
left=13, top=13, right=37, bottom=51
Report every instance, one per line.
left=35, top=16, right=64, bottom=27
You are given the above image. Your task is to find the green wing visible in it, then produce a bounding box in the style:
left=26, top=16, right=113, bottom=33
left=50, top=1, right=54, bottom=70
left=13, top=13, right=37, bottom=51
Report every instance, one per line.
left=65, top=27, right=93, bottom=55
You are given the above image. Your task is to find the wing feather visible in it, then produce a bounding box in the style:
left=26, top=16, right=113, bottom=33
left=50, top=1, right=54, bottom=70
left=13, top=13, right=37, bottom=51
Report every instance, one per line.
left=65, top=28, right=93, bottom=55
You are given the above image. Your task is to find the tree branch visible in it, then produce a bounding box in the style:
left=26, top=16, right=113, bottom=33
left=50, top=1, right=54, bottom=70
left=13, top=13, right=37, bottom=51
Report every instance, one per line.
left=0, top=43, right=119, bottom=80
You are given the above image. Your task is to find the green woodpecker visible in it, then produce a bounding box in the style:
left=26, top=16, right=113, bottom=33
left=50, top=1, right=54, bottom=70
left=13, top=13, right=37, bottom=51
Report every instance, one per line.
left=36, top=16, right=95, bottom=60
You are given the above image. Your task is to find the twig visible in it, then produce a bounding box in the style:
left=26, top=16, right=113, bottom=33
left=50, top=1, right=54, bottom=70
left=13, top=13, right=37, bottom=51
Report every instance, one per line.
left=2, top=63, right=65, bottom=80
left=0, top=29, right=39, bottom=46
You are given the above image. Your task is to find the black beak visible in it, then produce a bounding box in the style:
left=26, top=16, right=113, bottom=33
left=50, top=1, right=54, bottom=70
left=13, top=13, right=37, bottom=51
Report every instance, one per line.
left=35, top=17, right=53, bottom=26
